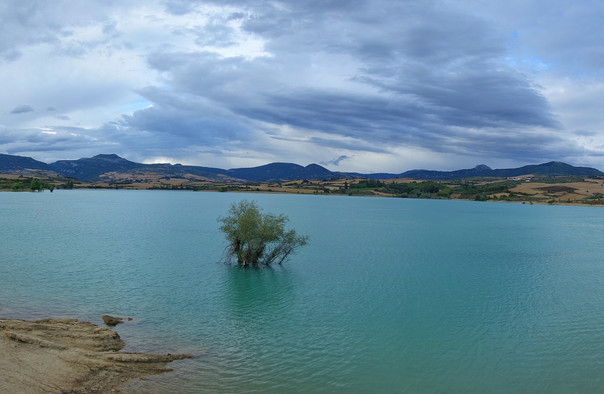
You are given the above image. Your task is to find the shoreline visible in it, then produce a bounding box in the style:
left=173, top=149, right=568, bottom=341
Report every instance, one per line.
left=0, top=317, right=190, bottom=393
left=3, top=171, right=604, bottom=207
left=3, top=187, right=604, bottom=209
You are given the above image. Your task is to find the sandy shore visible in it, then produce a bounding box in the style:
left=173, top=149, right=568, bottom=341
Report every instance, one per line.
left=0, top=318, right=190, bottom=393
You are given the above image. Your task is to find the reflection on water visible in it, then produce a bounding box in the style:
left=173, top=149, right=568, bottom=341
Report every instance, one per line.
left=224, top=265, right=296, bottom=317
left=119, top=266, right=300, bottom=393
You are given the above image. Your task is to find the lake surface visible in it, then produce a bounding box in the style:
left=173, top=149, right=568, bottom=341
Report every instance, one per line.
left=2, top=190, right=604, bottom=392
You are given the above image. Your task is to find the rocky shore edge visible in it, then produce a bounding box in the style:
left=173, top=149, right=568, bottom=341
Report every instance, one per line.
left=0, top=318, right=191, bottom=393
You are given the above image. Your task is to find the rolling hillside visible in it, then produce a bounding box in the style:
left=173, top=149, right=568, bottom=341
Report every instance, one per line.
left=1, top=153, right=602, bottom=182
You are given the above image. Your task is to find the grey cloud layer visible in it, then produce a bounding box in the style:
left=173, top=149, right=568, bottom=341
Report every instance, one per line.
left=121, top=0, right=563, bottom=164
left=2, top=0, right=602, bottom=170
left=10, top=105, right=34, bottom=114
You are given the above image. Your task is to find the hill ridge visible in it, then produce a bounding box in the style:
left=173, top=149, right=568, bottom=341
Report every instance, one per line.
left=0, top=153, right=602, bottom=182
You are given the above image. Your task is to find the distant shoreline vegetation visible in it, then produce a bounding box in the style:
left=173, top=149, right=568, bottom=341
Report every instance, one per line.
left=0, top=176, right=56, bottom=192
left=2, top=173, right=604, bottom=206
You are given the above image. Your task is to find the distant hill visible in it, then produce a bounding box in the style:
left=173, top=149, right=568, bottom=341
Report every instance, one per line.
left=49, top=154, right=140, bottom=181
left=48, top=154, right=228, bottom=182
left=401, top=161, right=604, bottom=180
left=401, top=164, right=494, bottom=180
left=227, top=163, right=338, bottom=182
left=1, top=153, right=602, bottom=182
left=0, top=153, right=52, bottom=172
left=501, top=161, right=604, bottom=177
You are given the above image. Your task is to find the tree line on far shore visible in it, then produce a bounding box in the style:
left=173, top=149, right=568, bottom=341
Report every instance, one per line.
left=342, top=178, right=524, bottom=201
left=0, top=177, right=55, bottom=192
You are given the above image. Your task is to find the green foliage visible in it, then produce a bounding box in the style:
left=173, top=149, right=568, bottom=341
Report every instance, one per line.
left=218, top=200, right=308, bottom=267
left=452, top=181, right=515, bottom=199
left=30, top=178, right=43, bottom=191
left=532, top=175, right=585, bottom=184
left=342, top=179, right=452, bottom=198
left=349, top=179, right=384, bottom=189
left=0, top=177, right=56, bottom=191
left=474, top=194, right=489, bottom=201
left=437, top=187, right=451, bottom=198
left=148, top=183, right=243, bottom=192
left=28, top=178, right=54, bottom=192
left=381, top=181, right=443, bottom=197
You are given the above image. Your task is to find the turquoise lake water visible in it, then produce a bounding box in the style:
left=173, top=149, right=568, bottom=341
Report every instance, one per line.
left=2, top=190, right=604, bottom=392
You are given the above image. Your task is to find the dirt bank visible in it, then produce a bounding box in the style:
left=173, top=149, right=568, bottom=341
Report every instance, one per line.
left=0, top=318, right=190, bottom=393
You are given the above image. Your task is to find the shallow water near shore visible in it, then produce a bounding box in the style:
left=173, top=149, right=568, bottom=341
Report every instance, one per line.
left=2, top=190, right=604, bottom=392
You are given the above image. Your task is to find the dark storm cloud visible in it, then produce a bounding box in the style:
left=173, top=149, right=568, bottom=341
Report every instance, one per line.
left=244, top=91, right=432, bottom=143
left=117, top=0, right=564, bottom=166
left=194, top=20, right=239, bottom=48
left=163, top=0, right=197, bottom=16
left=320, top=155, right=350, bottom=167
left=365, top=67, right=559, bottom=129
left=0, top=125, right=110, bottom=158
left=10, top=105, right=34, bottom=114
left=116, top=0, right=604, bottom=170
left=120, top=86, right=253, bottom=146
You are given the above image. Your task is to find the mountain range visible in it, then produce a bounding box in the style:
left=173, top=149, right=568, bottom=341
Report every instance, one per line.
left=0, top=153, right=602, bottom=182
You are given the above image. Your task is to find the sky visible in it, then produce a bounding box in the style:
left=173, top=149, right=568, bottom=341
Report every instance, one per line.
left=1, top=0, right=604, bottom=173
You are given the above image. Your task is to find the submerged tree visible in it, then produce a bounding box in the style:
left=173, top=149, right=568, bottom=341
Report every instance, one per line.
left=218, top=200, right=308, bottom=267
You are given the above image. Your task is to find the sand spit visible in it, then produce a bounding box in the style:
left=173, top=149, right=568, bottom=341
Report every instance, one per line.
left=0, top=318, right=190, bottom=393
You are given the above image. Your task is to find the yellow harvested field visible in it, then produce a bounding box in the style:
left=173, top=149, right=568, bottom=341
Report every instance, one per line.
left=510, top=179, right=604, bottom=203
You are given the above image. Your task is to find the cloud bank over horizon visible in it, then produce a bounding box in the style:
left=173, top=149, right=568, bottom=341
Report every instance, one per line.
left=2, top=0, right=604, bottom=172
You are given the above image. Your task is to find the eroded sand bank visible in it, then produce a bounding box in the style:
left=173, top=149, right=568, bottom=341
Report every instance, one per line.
left=0, top=318, right=189, bottom=393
